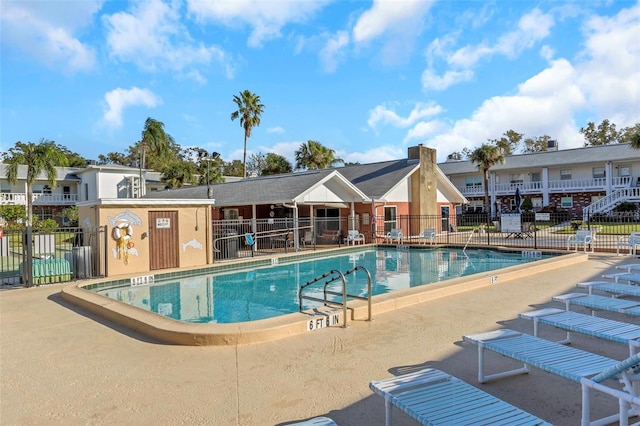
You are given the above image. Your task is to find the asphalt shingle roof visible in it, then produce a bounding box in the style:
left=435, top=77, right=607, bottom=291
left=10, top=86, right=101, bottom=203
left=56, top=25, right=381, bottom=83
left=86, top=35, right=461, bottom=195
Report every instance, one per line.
left=145, top=169, right=348, bottom=206
left=437, top=143, right=640, bottom=175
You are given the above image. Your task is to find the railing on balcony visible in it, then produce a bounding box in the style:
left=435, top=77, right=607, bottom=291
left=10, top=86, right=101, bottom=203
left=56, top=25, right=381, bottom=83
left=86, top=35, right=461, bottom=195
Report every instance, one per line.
left=0, top=193, right=78, bottom=205
left=459, top=176, right=632, bottom=197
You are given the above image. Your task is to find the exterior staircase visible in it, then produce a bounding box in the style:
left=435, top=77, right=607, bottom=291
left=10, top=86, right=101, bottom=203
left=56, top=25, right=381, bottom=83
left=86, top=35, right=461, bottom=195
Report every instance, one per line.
left=583, top=186, right=640, bottom=221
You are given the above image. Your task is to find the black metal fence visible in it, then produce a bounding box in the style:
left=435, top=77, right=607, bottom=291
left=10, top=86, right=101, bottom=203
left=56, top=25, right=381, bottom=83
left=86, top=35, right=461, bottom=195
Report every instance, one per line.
left=0, top=226, right=107, bottom=287
left=212, top=212, right=640, bottom=261
left=388, top=212, right=640, bottom=253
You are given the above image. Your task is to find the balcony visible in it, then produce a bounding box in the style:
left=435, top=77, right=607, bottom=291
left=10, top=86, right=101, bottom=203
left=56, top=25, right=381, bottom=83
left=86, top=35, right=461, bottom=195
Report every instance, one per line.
left=458, top=176, right=632, bottom=197
left=0, top=193, right=78, bottom=206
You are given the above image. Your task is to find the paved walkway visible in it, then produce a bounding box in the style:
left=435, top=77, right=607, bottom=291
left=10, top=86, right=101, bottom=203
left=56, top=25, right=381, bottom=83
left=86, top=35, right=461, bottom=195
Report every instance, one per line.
left=1, top=254, right=638, bottom=425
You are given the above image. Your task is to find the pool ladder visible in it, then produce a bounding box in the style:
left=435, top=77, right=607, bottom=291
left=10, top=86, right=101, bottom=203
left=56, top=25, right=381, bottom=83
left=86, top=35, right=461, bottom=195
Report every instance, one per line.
left=298, top=266, right=373, bottom=328
left=463, top=226, right=482, bottom=252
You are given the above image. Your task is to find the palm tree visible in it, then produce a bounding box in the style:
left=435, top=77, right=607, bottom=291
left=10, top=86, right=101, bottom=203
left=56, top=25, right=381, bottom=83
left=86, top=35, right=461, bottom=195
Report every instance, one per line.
left=4, top=140, right=68, bottom=226
left=139, top=117, right=172, bottom=171
left=230, top=90, right=264, bottom=178
left=468, top=143, right=505, bottom=216
left=295, top=140, right=342, bottom=170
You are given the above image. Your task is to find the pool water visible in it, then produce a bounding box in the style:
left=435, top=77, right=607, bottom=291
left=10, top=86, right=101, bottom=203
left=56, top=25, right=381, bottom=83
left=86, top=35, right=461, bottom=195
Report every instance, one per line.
left=97, top=247, right=550, bottom=324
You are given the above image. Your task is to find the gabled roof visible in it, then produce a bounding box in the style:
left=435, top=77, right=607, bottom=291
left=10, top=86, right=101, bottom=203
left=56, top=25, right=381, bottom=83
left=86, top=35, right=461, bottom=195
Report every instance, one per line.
left=337, top=159, right=420, bottom=199
left=145, top=169, right=370, bottom=207
left=0, top=164, right=81, bottom=182
left=438, top=143, right=640, bottom=174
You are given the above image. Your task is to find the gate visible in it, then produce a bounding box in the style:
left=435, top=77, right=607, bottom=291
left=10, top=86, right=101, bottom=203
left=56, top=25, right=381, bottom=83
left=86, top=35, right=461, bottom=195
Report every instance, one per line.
left=148, top=211, right=179, bottom=271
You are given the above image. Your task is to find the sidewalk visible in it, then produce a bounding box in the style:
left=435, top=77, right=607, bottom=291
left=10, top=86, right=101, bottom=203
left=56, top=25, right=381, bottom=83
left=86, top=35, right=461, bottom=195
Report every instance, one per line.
left=1, top=253, right=637, bottom=425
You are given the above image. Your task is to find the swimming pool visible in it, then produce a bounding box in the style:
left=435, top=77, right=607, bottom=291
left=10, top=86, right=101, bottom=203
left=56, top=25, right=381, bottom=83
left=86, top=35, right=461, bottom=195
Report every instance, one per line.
left=93, top=247, right=552, bottom=324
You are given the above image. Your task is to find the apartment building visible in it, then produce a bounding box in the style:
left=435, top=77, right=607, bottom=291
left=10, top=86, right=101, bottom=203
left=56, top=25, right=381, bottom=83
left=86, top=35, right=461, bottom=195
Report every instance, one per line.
left=438, top=143, right=640, bottom=219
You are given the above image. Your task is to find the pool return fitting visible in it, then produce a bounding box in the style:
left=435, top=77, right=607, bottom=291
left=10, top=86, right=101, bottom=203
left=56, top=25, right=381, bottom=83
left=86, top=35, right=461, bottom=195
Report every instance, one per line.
left=298, top=266, right=373, bottom=328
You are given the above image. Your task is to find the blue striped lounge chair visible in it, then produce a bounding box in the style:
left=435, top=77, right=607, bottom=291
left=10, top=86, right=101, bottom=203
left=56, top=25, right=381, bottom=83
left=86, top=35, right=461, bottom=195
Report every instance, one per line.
left=520, top=307, right=640, bottom=355
left=463, top=329, right=640, bottom=425
left=370, top=368, right=550, bottom=426
left=552, top=292, right=640, bottom=317
left=287, top=417, right=337, bottom=426
left=577, top=281, right=640, bottom=298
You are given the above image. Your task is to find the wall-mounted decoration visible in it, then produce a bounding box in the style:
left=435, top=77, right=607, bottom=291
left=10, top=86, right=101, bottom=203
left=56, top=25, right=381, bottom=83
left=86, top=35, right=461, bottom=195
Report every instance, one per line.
left=112, top=221, right=137, bottom=264
left=182, top=238, right=203, bottom=252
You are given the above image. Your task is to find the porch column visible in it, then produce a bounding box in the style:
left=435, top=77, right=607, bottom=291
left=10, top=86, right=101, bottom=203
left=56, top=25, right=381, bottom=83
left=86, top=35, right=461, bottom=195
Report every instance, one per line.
left=292, top=203, right=300, bottom=252
left=542, top=168, right=549, bottom=207
left=605, top=161, right=613, bottom=195
left=350, top=202, right=356, bottom=230
left=490, top=172, right=497, bottom=217
left=251, top=205, right=257, bottom=233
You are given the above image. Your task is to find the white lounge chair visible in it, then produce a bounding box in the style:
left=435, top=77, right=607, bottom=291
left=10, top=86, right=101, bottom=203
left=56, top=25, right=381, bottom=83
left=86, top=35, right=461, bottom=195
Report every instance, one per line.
left=385, top=229, right=402, bottom=244
left=301, top=231, right=315, bottom=247
left=567, top=229, right=593, bottom=253
left=346, top=229, right=365, bottom=245
left=370, top=368, right=550, bottom=426
left=552, top=292, right=640, bottom=317
left=418, top=228, right=436, bottom=245
left=616, top=232, right=640, bottom=256
left=520, top=307, right=640, bottom=355
left=463, top=329, right=640, bottom=426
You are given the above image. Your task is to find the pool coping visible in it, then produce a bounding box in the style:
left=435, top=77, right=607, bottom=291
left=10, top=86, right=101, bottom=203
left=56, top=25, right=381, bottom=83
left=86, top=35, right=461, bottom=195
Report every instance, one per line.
left=60, top=247, right=589, bottom=346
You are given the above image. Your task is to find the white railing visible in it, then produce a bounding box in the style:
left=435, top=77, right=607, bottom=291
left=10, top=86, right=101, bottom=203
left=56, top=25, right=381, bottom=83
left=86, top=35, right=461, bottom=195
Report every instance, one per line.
left=583, top=187, right=640, bottom=220
left=458, top=176, right=632, bottom=197
left=0, top=193, right=78, bottom=205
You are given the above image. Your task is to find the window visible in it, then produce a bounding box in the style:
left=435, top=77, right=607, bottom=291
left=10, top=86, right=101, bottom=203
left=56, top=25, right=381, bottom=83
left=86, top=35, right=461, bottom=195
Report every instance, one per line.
left=531, top=172, right=541, bottom=182
left=384, top=206, right=397, bottom=233
left=43, top=185, right=52, bottom=194
left=84, top=183, right=89, bottom=201
left=619, top=165, right=631, bottom=177
left=465, top=177, right=482, bottom=187
left=591, top=195, right=603, bottom=203
left=561, top=197, right=573, bottom=208
left=560, top=169, right=572, bottom=180
left=592, top=167, right=605, bottom=179
left=0, top=183, right=10, bottom=193
left=63, top=186, right=71, bottom=200
left=509, top=173, right=524, bottom=184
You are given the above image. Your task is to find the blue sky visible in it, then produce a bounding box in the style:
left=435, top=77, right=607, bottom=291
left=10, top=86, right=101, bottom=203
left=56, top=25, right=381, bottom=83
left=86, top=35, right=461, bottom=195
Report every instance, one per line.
left=1, top=0, right=639, bottom=166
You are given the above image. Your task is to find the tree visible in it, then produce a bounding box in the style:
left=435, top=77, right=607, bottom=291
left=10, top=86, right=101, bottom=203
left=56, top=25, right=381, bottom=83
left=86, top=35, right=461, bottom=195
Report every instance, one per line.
left=137, top=117, right=177, bottom=171
left=223, top=160, right=244, bottom=177
left=161, top=161, right=196, bottom=189
left=620, top=123, right=640, bottom=149
left=522, top=135, right=553, bottom=153
left=580, top=119, right=619, bottom=146
left=489, top=130, right=522, bottom=155
left=59, top=206, right=78, bottom=227
left=230, top=90, right=264, bottom=178
left=4, top=140, right=68, bottom=226
left=97, top=152, right=130, bottom=166
left=468, top=143, right=505, bottom=216
left=262, top=153, right=293, bottom=175
left=247, top=153, right=267, bottom=177
left=295, top=140, right=342, bottom=170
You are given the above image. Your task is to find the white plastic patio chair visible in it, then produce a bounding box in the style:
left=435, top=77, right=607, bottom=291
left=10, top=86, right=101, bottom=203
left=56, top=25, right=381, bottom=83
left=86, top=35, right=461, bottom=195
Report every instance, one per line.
left=385, top=228, right=402, bottom=244
left=347, top=230, right=365, bottom=245
left=419, top=228, right=436, bottom=245
left=567, top=229, right=593, bottom=253
left=616, top=232, right=640, bottom=256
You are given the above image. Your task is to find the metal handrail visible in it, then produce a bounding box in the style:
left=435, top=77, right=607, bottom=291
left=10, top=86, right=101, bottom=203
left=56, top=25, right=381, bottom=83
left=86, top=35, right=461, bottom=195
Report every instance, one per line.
left=299, top=266, right=373, bottom=327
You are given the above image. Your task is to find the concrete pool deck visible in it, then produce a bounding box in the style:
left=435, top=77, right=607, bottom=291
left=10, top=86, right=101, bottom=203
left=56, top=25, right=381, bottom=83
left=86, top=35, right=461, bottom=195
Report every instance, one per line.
left=1, top=253, right=639, bottom=425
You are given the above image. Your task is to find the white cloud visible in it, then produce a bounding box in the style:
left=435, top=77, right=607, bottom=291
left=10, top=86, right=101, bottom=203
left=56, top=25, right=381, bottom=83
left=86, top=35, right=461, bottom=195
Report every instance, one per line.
left=421, top=68, right=474, bottom=92
left=187, top=0, right=329, bottom=48
left=102, top=87, right=161, bottom=127
left=351, top=0, right=435, bottom=64
left=368, top=102, right=443, bottom=130
left=339, top=145, right=405, bottom=164
left=575, top=3, right=640, bottom=126
left=0, top=1, right=99, bottom=72
left=319, top=31, right=350, bottom=73
left=422, top=8, right=554, bottom=92
left=352, top=0, right=433, bottom=44
left=403, top=120, right=448, bottom=143
left=267, top=126, right=285, bottom=134
left=104, top=0, right=234, bottom=79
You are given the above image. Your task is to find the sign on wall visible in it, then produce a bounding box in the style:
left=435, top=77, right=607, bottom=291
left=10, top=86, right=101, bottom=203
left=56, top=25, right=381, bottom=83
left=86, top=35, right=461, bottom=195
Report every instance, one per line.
left=500, top=213, right=522, bottom=233
left=156, top=218, right=171, bottom=229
